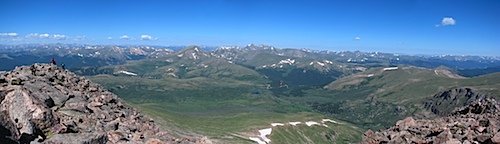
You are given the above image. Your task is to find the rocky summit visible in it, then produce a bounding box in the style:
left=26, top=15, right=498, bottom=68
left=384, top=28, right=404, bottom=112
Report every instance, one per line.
left=0, top=64, right=208, bottom=144
left=362, top=97, right=500, bottom=144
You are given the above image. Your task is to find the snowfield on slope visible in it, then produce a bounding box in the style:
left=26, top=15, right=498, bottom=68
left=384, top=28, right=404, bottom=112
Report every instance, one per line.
left=117, top=70, right=137, bottom=76
left=248, top=119, right=340, bottom=144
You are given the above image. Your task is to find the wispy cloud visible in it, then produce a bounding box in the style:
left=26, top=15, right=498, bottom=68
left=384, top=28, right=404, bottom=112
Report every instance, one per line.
left=435, top=17, right=456, bottom=27
left=74, top=36, right=86, bottom=41
left=53, top=34, right=68, bottom=40
left=25, top=33, right=68, bottom=40
left=0, top=33, right=19, bottom=37
left=119, top=35, right=130, bottom=39
left=107, top=37, right=113, bottom=40
left=353, top=36, right=361, bottom=40
left=26, top=33, right=49, bottom=38
left=141, top=34, right=157, bottom=40
left=39, top=33, right=50, bottom=38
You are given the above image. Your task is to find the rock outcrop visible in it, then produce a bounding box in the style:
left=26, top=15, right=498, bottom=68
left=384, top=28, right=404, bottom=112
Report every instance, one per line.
left=362, top=97, right=500, bottom=144
left=0, top=64, right=204, bottom=144
left=424, top=88, right=489, bottom=116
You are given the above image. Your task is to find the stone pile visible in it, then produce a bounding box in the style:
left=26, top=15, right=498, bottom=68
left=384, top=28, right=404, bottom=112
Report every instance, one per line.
left=0, top=64, right=211, bottom=144
left=362, top=97, right=500, bottom=144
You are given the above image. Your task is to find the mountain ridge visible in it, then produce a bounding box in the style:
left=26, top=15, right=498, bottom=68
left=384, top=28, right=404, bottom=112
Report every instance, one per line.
left=2, top=44, right=500, bottom=75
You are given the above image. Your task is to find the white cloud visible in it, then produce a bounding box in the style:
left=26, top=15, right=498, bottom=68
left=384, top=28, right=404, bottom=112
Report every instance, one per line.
left=26, top=33, right=38, bottom=38
left=0, top=33, right=19, bottom=37
left=442, top=17, right=456, bottom=26
left=141, top=34, right=155, bottom=40
left=32, top=33, right=50, bottom=38
left=353, top=36, right=361, bottom=40
left=436, top=17, right=456, bottom=27
left=40, top=33, right=50, bottom=38
left=26, top=33, right=45, bottom=38
left=53, top=34, right=68, bottom=40
left=119, top=35, right=130, bottom=39
left=25, top=33, right=68, bottom=40
left=107, top=37, right=113, bottom=40
left=75, top=36, right=86, bottom=41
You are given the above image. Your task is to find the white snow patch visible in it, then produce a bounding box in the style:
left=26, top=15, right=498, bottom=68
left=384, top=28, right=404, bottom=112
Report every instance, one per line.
left=191, top=53, right=198, bottom=59
left=366, top=74, right=374, bottom=77
left=77, top=53, right=83, bottom=57
left=324, top=60, right=334, bottom=64
left=177, top=54, right=183, bottom=57
left=383, top=67, right=399, bottom=71
left=249, top=137, right=266, bottom=144
left=167, top=73, right=177, bottom=78
left=228, top=61, right=233, bottom=64
left=117, top=70, right=137, bottom=76
left=271, top=123, right=285, bottom=127
left=309, top=62, right=314, bottom=65
left=317, top=62, right=325, bottom=66
left=249, top=119, right=343, bottom=143
left=305, top=121, right=320, bottom=126
left=322, top=119, right=338, bottom=124
left=259, top=128, right=272, bottom=143
left=278, top=59, right=295, bottom=65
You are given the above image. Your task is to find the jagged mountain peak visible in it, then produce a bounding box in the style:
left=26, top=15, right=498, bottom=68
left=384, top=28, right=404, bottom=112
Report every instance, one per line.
left=0, top=64, right=208, bottom=143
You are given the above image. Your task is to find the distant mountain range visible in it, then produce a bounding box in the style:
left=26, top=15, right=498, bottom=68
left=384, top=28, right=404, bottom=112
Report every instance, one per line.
left=2, top=44, right=500, bottom=143
left=1, top=44, right=499, bottom=73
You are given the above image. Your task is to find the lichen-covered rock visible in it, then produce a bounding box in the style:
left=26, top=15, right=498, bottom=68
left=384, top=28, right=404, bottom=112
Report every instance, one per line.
left=44, top=133, right=107, bottom=144
left=0, top=64, right=211, bottom=144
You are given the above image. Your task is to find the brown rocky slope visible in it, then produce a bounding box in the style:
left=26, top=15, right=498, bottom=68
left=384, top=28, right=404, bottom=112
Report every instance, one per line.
left=362, top=97, right=500, bottom=144
left=0, top=64, right=212, bottom=144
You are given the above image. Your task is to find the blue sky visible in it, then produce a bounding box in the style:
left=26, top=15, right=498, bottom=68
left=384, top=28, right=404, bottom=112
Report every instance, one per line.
left=0, top=0, right=499, bottom=56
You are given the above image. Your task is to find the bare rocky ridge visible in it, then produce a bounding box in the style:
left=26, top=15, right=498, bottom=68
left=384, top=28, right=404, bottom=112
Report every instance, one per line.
left=0, top=64, right=210, bottom=144
left=362, top=97, right=500, bottom=144
left=424, top=88, right=489, bottom=116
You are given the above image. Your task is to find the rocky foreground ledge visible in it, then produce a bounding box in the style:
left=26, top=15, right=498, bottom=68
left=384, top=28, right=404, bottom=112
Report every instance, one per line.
left=0, top=64, right=212, bottom=144
left=362, top=97, right=500, bottom=144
